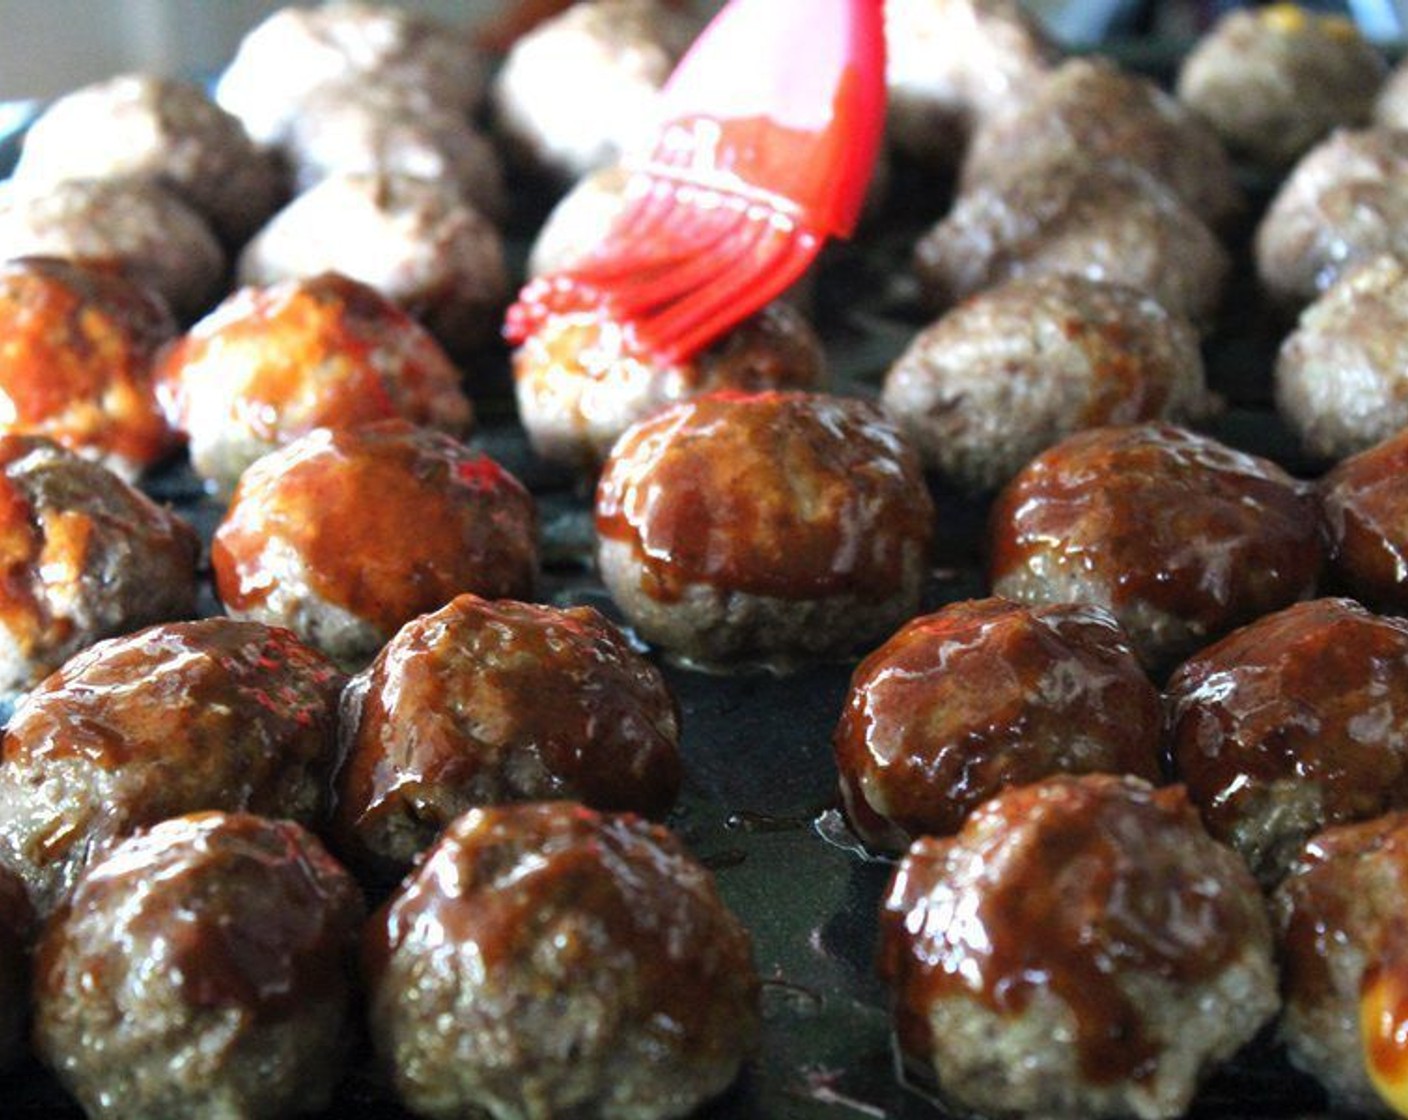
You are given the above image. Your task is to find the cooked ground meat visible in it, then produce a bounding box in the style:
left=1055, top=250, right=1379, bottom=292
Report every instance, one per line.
left=1320, top=424, right=1408, bottom=615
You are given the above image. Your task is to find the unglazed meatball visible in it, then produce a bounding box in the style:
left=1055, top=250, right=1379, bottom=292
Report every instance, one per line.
left=595, top=391, right=934, bottom=668
left=914, top=160, right=1229, bottom=329
left=884, top=0, right=1055, bottom=173
left=1256, top=127, right=1408, bottom=310
left=365, top=802, right=760, bottom=1120
left=11, top=73, right=285, bottom=246
left=513, top=302, right=827, bottom=468
left=834, top=597, right=1161, bottom=853
left=880, top=774, right=1279, bottom=1120
left=1276, top=254, right=1408, bottom=461
left=34, top=812, right=364, bottom=1120
left=0, top=864, right=31, bottom=1073
left=0, top=177, right=224, bottom=321
left=1166, top=598, right=1408, bottom=886
left=1377, top=52, right=1408, bottom=130
left=212, top=421, right=537, bottom=668
left=988, top=423, right=1321, bottom=673
left=335, top=593, right=682, bottom=878
left=0, top=617, right=343, bottom=918
left=1177, top=5, right=1386, bottom=171
left=1273, top=813, right=1408, bottom=1114
left=0, top=256, right=178, bottom=477
left=0, top=436, right=199, bottom=697
left=157, top=272, right=474, bottom=495
left=883, top=273, right=1214, bottom=492
left=216, top=1, right=488, bottom=148
left=960, top=57, right=1242, bottom=231
left=1321, top=426, right=1408, bottom=614
left=490, top=0, right=698, bottom=180
left=237, top=171, right=508, bottom=358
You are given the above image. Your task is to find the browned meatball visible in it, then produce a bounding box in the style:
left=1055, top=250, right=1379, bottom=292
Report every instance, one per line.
left=0, top=435, right=199, bottom=697
left=988, top=423, right=1321, bottom=672
left=1177, top=5, right=1385, bottom=171
left=914, top=160, right=1230, bottom=329
left=834, top=597, right=1161, bottom=853
left=365, top=801, right=760, bottom=1120
left=34, top=812, right=364, bottom=1120
left=960, top=57, right=1243, bottom=231
left=1166, top=598, right=1408, bottom=886
left=1321, top=425, right=1408, bottom=613
left=157, top=272, right=474, bottom=496
left=513, top=302, right=827, bottom=468
left=879, top=774, right=1279, bottom=1120
left=0, top=864, right=32, bottom=1073
left=334, top=593, right=682, bottom=878
left=595, top=391, right=934, bottom=668
left=11, top=73, right=285, bottom=246
left=0, top=256, right=179, bottom=478
left=882, top=273, right=1214, bottom=492
left=212, top=421, right=537, bottom=668
left=0, top=617, right=344, bottom=918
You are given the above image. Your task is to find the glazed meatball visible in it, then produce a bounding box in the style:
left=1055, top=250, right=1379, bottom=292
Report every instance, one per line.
left=880, top=774, right=1279, bottom=1120
left=34, top=812, right=364, bottom=1120
left=490, top=0, right=699, bottom=180
left=0, top=864, right=31, bottom=1073
left=0, top=617, right=343, bottom=918
left=513, top=302, right=827, bottom=468
left=595, top=391, right=934, bottom=668
left=0, top=177, right=224, bottom=321
left=10, top=73, right=285, bottom=246
left=212, top=421, right=537, bottom=668
left=237, top=171, right=509, bottom=359
left=157, top=271, right=474, bottom=495
left=1256, top=126, right=1408, bottom=310
left=1276, top=254, right=1408, bottom=461
left=988, top=423, right=1321, bottom=673
left=216, top=1, right=488, bottom=148
left=1166, top=598, right=1408, bottom=886
left=882, top=273, right=1214, bottom=492
left=365, top=801, right=760, bottom=1120
left=834, top=597, right=1162, bottom=853
left=884, top=0, right=1056, bottom=173
left=960, top=57, right=1242, bottom=231
left=0, top=256, right=179, bottom=478
left=1272, top=813, right=1408, bottom=1114
left=914, top=159, right=1230, bottom=329
left=1321, top=425, right=1408, bottom=614
left=0, top=435, right=199, bottom=697
left=1177, top=5, right=1386, bottom=171
left=335, top=593, right=682, bottom=878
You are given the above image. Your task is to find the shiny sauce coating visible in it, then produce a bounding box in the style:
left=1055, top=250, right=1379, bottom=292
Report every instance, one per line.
left=1321, top=426, right=1408, bottom=615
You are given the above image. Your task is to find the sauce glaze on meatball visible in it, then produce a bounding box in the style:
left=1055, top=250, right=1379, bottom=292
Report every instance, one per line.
left=1321, top=424, right=1408, bottom=614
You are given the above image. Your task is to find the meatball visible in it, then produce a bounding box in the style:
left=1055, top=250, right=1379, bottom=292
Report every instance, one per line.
left=879, top=774, right=1279, bottom=1120
left=1377, top=52, right=1408, bottom=130
left=1272, top=813, right=1408, bottom=1114
left=490, top=0, right=699, bottom=180
left=212, top=421, right=537, bottom=668
left=10, top=73, right=285, bottom=246
left=0, top=435, right=199, bottom=697
left=0, top=617, right=344, bottom=918
left=834, top=597, right=1161, bottom=853
left=595, top=391, right=934, bottom=668
left=1256, top=126, right=1408, bottom=311
left=1177, top=5, right=1386, bottom=171
left=215, top=1, right=488, bottom=149
left=1166, top=598, right=1408, bottom=886
left=884, top=0, right=1056, bottom=173
left=1276, top=254, right=1408, bottom=462
left=960, top=57, right=1243, bottom=231
left=237, top=171, right=509, bottom=359
left=914, top=159, right=1230, bottom=329
left=525, top=162, right=637, bottom=280
left=0, top=256, right=179, bottom=478
left=513, top=301, right=827, bottom=468
left=0, top=177, right=224, bottom=321
left=365, top=801, right=760, bottom=1120
left=0, top=864, right=31, bottom=1073
left=34, top=812, right=364, bottom=1120
left=988, top=423, right=1322, bottom=673
left=157, top=271, right=474, bottom=496
left=882, top=273, right=1214, bottom=492
left=334, top=593, right=682, bottom=878
left=1321, top=425, right=1408, bottom=614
